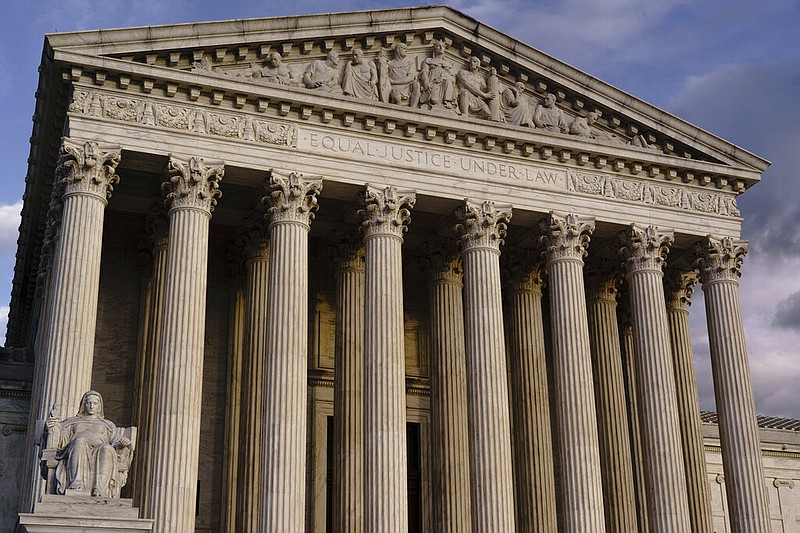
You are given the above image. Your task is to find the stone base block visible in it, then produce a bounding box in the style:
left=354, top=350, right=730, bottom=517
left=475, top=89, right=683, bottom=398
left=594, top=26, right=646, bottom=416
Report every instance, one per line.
left=18, top=493, right=153, bottom=532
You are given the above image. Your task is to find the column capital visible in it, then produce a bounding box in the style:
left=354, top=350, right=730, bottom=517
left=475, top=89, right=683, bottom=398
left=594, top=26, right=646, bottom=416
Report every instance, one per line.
left=418, top=240, right=462, bottom=284
left=538, top=212, right=595, bottom=263
left=145, top=201, right=170, bottom=250
left=266, top=170, right=323, bottom=227
left=664, top=270, right=699, bottom=311
left=328, top=229, right=365, bottom=273
left=585, top=261, right=623, bottom=303
left=358, top=185, right=416, bottom=239
left=454, top=199, right=512, bottom=253
left=57, top=139, right=121, bottom=202
left=163, top=156, right=224, bottom=215
left=619, top=224, right=674, bottom=274
left=501, top=246, right=543, bottom=293
left=693, top=235, right=748, bottom=283
left=238, top=213, right=271, bottom=261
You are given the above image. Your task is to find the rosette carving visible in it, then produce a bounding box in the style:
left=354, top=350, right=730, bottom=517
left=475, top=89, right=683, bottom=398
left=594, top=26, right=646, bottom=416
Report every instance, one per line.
left=266, top=171, right=323, bottom=226
left=619, top=224, right=674, bottom=274
left=417, top=240, right=462, bottom=283
left=163, top=156, right=224, bottom=214
left=538, top=212, right=595, bottom=262
left=358, top=185, right=416, bottom=238
left=328, top=229, right=365, bottom=272
left=693, top=235, right=748, bottom=283
left=500, top=246, right=543, bottom=293
left=664, top=269, right=698, bottom=310
left=454, top=199, right=512, bottom=252
left=56, top=140, right=121, bottom=201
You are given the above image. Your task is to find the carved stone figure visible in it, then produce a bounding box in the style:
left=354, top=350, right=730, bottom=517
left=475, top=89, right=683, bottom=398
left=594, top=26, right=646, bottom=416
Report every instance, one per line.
left=501, top=81, right=534, bottom=127
left=569, top=111, right=598, bottom=138
left=418, top=39, right=457, bottom=110
left=456, top=56, right=496, bottom=119
left=42, top=390, right=134, bottom=498
left=190, top=55, right=214, bottom=73
left=341, top=48, right=378, bottom=100
left=302, top=51, right=343, bottom=94
left=533, top=93, right=568, bottom=133
left=385, top=43, right=420, bottom=107
left=239, top=51, right=298, bottom=86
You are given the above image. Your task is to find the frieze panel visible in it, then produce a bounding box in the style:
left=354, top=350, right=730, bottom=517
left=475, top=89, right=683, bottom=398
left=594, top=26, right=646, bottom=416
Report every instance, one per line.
left=567, top=170, right=740, bottom=218
left=69, top=88, right=296, bottom=148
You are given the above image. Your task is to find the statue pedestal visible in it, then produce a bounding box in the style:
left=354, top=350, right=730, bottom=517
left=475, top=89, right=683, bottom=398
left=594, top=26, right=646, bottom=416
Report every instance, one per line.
left=18, top=493, right=153, bottom=532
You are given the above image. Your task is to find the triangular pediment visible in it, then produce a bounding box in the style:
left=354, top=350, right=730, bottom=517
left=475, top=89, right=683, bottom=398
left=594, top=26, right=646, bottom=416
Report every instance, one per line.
left=45, top=6, right=767, bottom=184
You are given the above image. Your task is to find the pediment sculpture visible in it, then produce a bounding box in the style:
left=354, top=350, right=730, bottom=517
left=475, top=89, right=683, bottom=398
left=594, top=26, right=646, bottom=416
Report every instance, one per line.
left=39, top=390, right=136, bottom=498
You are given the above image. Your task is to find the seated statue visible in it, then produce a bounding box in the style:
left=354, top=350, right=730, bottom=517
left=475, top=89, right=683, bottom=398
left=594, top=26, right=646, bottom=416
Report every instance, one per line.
left=341, top=48, right=378, bottom=100
left=418, top=39, right=457, bottom=110
left=533, top=93, right=569, bottom=133
left=41, top=390, right=135, bottom=498
left=456, top=56, right=496, bottom=120
left=302, top=51, right=343, bottom=94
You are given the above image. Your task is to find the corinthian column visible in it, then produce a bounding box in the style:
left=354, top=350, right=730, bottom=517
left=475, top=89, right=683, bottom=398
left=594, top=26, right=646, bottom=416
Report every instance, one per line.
left=584, top=265, right=638, bottom=532
left=619, top=224, right=691, bottom=533
left=133, top=205, right=169, bottom=508
left=359, top=185, right=415, bottom=533
left=145, top=156, right=224, bottom=533
left=329, top=230, right=366, bottom=533
left=26, top=140, right=120, bottom=508
left=539, top=212, right=605, bottom=533
left=418, top=241, right=472, bottom=533
left=502, top=249, right=557, bottom=533
left=454, top=200, right=515, bottom=533
left=236, top=215, right=271, bottom=533
left=694, top=236, right=770, bottom=533
left=260, top=172, right=322, bottom=533
left=664, top=270, right=714, bottom=533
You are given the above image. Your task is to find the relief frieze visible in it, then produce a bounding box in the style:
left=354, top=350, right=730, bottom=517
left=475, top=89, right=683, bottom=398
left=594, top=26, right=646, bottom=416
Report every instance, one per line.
left=69, top=88, right=296, bottom=147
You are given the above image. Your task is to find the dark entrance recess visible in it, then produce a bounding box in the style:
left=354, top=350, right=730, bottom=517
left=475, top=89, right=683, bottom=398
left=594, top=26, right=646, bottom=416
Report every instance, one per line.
left=326, top=417, right=422, bottom=532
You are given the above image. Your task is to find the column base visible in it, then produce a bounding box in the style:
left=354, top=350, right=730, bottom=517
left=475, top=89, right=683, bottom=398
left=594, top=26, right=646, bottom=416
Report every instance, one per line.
left=19, top=493, right=153, bottom=532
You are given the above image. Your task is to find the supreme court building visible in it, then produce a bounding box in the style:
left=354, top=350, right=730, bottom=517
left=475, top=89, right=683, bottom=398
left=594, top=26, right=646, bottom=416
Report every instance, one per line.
left=1, top=6, right=791, bottom=533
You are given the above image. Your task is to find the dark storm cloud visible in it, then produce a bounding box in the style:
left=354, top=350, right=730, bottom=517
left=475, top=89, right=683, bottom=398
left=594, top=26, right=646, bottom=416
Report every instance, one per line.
left=774, top=290, right=800, bottom=331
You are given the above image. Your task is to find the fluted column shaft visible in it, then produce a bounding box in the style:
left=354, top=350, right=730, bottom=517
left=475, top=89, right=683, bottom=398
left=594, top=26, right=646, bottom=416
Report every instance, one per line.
left=238, top=232, right=270, bottom=533
left=455, top=200, right=515, bottom=533
left=221, top=281, right=245, bottom=533
left=695, top=236, right=770, bottom=533
left=585, top=271, right=637, bottom=532
left=539, top=212, right=606, bottom=533
left=503, top=255, right=557, bottom=533
left=146, top=156, right=224, bottom=533
left=32, top=140, right=121, bottom=429
left=330, top=231, right=366, bottom=533
left=360, top=186, right=415, bottom=533
left=133, top=210, right=168, bottom=508
left=619, top=316, right=650, bottom=533
left=260, top=172, right=322, bottom=533
left=420, top=243, right=472, bottom=533
left=665, top=270, right=714, bottom=533
left=620, top=224, right=691, bottom=533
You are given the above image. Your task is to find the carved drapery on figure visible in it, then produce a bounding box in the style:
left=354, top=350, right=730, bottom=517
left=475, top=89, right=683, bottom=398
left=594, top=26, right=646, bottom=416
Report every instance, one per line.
left=454, top=200, right=512, bottom=252
left=358, top=185, right=416, bottom=238
left=163, top=156, right=224, bottom=214
left=41, top=390, right=135, bottom=498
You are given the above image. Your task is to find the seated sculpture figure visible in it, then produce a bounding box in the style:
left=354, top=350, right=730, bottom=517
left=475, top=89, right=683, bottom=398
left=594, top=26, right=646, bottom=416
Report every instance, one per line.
left=456, top=56, right=496, bottom=119
left=418, top=39, right=457, bottom=110
left=42, top=390, right=134, bottom=498
left=534, top=93, right=569, bottom=133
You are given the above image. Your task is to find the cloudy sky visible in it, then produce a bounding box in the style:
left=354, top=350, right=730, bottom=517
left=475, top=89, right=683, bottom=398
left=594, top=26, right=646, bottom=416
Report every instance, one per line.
left=1, top=0, right=798, bottom=418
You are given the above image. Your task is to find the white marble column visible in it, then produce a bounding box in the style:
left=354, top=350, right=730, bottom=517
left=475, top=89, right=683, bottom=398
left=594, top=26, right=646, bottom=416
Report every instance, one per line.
left=328, top=230, right=366, bottom=533
left=618, top=309, right=650, bottom=533
left=237, top=216, right=271, bottom=533
left=221, top=268, right=245, bottom=533
left=359, top=185, right=415, bottom=533
left=539, top=212, right=606, bottom=533
left=455, top=200, right=516, bottom=533
left=132, top=206, right=168, bottom=509
left=664, top=269, right=714, bottom=533
left=694, top=236, right=770, bottom=533
left=419, top=241, right=472, bottom=533
left=619, top=224, right=691, bottom=533
left=260, top=172, right=322, bottom=533
left=502, top=250, right=557, bottom=533
left=585, top=265, right=638, bottom=532
left=145, top=156, right=224, bottom=533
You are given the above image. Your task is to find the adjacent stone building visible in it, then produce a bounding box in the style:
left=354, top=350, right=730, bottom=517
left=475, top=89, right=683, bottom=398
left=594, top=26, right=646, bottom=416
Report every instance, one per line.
left=0, top=6, right=795, bottom=533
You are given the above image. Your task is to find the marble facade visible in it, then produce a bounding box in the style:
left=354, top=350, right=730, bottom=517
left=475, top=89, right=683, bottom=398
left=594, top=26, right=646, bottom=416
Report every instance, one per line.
left=1, top=6, right=796, bottom=533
